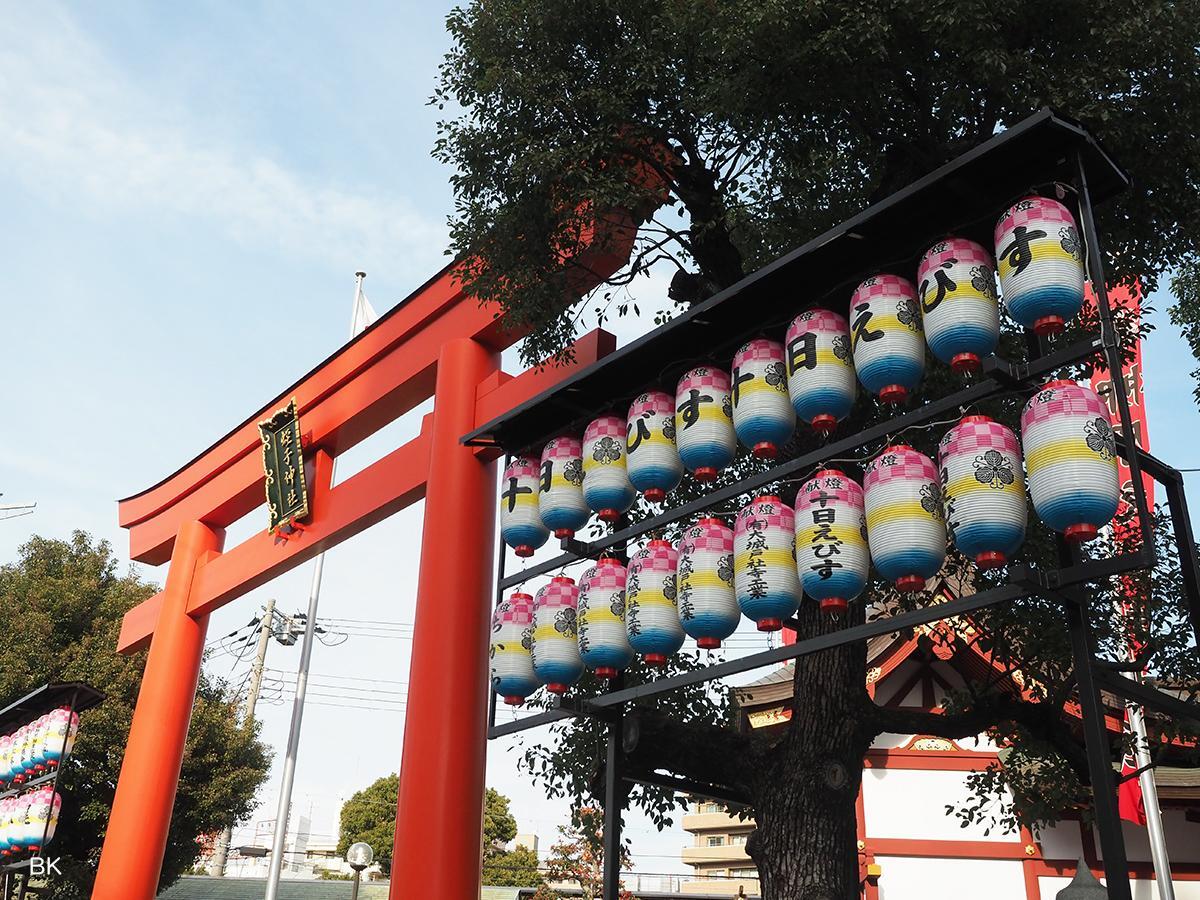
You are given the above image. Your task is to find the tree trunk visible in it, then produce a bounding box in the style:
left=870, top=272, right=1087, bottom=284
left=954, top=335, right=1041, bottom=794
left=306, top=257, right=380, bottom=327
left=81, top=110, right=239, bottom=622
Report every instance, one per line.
left=747, top=603, right=873, bottom=900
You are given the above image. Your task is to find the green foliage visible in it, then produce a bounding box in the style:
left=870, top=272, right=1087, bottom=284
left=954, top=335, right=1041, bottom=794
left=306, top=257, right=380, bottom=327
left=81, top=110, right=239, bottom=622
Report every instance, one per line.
left=483, top=786, right=519, bottom=848
left=531, top=807, right=634, bottom=900
left=1170, top=258, right=1200, bottom=409
left=337, top=773, right=398, bottom=875
left=0, top=532, right=271, bottom=898
left=483, top=843, right=542, bottom=888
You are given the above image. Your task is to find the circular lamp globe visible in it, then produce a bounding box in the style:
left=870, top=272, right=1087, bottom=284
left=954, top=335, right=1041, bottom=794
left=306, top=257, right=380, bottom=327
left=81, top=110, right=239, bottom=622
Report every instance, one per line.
left=346, top=842, right=374, bottom=872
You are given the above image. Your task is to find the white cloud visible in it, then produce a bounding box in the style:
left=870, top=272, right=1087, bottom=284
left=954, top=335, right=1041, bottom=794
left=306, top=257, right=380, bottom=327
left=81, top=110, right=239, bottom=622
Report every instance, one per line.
left=0, top=4, right=445, bottom=271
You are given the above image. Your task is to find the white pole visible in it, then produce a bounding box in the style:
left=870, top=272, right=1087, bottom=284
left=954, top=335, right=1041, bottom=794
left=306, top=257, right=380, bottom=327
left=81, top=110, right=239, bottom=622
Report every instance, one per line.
left=1126, top=675, right=1176, bottom=899
left=263, top=273, right=370, bottom=900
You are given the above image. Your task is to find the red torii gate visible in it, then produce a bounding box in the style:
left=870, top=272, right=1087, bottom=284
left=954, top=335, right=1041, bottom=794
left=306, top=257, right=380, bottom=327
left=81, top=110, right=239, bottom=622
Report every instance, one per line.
left=91, top=240, right=628, bottom=898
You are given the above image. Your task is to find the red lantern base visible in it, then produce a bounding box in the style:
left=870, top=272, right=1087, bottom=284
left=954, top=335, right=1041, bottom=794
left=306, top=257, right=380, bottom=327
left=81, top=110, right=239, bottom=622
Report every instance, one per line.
left=757, top=618, right=783, bottom=632
left=879, top=384, right=908, bottom=405
left=503, top=696, right=525, bottom=707
left=896, top=574, right=926, bottom=593
left=696, top=637, right=722, bottom=649
left=975, top=550, right=1007, bottom=570
left=951, top=352, right=981, bottom=374
left=553, top=528, right=574, bottom=539
left=598, top=508, right=621, bottom=523
left=514, top=545, right=534, bottom=558
left=1033, top=314, right=1065, bottom=336
left=753, top=442, right=778, bottom=459
left=644, top=653, right=668, bottom=668
left=545, top=683, right=568, bottom=695
left=595, top=666, right=619, bottom=679
left=1064, top=522, right=1099, bottom=543
left=810, top=413, right=837, bottom=434
left=819, top=597, right=849, bottom=614
left=692, top=466, right=718, bottom=483
left=644, top=487, right=666, bottom=503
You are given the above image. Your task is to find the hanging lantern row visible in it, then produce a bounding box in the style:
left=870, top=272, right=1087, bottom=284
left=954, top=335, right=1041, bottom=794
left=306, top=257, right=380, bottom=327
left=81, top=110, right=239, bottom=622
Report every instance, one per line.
left=0, top=785, right=60, bottom=857
left=492, top=379, right=1119, bottom=705
left=0, top=707, right=79, bottom=789
left=498, top=198, right=1087, bottom=556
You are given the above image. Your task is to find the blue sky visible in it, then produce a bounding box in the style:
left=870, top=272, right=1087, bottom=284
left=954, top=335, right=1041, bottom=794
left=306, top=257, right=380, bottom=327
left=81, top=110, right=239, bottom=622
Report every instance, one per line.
left=1, top=1, right=1199, bottom=887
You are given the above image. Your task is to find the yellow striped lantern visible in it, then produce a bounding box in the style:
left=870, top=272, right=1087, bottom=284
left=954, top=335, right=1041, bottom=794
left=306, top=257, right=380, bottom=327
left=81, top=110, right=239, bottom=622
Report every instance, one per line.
left=794, top=470, right=869, bottom=614
left=490, top=593, right=538, bottom=706
left=937, top=415, right=1027, bottom=569
left=994, top=196, right=1086, bottom=336
left=583, top=415, right=636, bottom=523
left=675, top=366, right=737, bottom=482
left=626, top=540, right=685, bottom=667
left=677, top=517, right=738, bottom=648
left=538, top=437, right=588, bottom=539
left=864, top=446, right=947, bottom=592
left=850, top=274, right=925, bottom=405
left=626, top=391, right=683, bottom=503
left=734, top=496, right=801, bottom=631
left=785, top=309, right=856, bottom=434
left=500, top=456, right=549, bottom=558
left=917, top=238, right=1001, bottom=374
left=732, top=339, right=795, bottom=459
left=577, top=557, right=634, bottom=679
left=532, top=577, right=583, bottom=694
left=1021, top=380, right=1119, bottom=543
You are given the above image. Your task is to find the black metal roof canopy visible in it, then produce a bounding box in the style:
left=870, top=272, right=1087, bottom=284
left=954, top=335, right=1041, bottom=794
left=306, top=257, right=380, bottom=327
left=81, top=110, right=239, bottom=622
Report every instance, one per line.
left=0, top=682, right=105, bottom=732
left=463, top=107, right=1128, bottom=455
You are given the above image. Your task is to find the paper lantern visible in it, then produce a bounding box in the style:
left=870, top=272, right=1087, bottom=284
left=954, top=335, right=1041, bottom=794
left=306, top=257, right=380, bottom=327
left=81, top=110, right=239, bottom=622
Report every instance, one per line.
left=1021, top=380, right=1119, bottom=542
left=577, top=557, right=634, bottom=679
left=10, top=727, right=28, bottom=785
left=938, top=415, right=1027, bottom=568
left=734, top=496, right=801, bottom=631
left=794, top=470, right=869, bottom=614
left=43, top=707, right=79, bottom=768
left=500, top=456, right=548, bottom=558
left=917, top=238, right=1001, bottom=373
left=731, top=339, right=795, bottom=458
left=532, top=577, right=584, bottom=693
left=626, top=540, right=685, bottom=666
left=0, top=735, right=10, bottom=786
left=0, top=798, right=10, bottom=855
left=490, top=593, right=538, bottom=706
left=626, top=391, right=683, bottom=502
left=25, top=786, right=58, bottom=852
left=995, top=196, right=1086, bottom=335
left=864, top=446, right=947, bottom=591
left=28, top=716, right=48, bottom=775
left=677, top=517, right=738, bottom=648
left=785, top=309, right=857, bottom=433
left=849, top=275, right=925, bottom=404
left=583, top=415, right=636, bottom=522
left=538, top=437, right=589, bottom=539
left=675, top=366, right=737, bottom=481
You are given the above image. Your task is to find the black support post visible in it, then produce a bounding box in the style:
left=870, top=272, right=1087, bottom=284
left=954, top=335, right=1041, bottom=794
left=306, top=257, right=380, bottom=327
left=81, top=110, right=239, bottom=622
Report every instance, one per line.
left=601, top=676, right=625, bottom=900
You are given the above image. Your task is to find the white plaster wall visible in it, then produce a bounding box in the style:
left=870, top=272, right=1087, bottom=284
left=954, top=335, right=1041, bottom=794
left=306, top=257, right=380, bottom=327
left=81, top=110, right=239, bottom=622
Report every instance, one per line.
left=1089, top=812, right=1200, bottom=865
left=875, top=856, right=1025, bottom=899
left=1039, top=875, right=1200, bottom=899
left=863, top=768, right=1016, bottom=842
left=1036, top=819, right=1085, bottom=862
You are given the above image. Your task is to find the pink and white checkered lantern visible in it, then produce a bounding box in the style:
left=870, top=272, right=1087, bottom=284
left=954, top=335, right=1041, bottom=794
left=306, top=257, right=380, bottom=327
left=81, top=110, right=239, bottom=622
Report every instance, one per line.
left=849, top=275, right=926, bottom=404
left=863, top=446, right=947, bottom=591
left=785, top=309, right=857, bottom=433
left=583, top=415, right=636, bottom=523
left=626, top=540, right=685, bottom=667
left=577, top=557, right=634, bottom=679
left=500, top=456, right=549, bottom=557
left=532, top=577, right=584, bottom=694
left=538, top=437, right=589, bottom=539
left=994, top=196, right=1086, bottom=336
left=677, top=517, right=739, bottom=648
left=916, top=238, right=1001, bottom=374
left=734, top=496, right=801, bottom=631
left=626, top=391, right=683, bottom=503
left=490, top=592, right=538, bottom=706
left=675, top=366, right=737, bottom=482
left=794, top=469, right=869, bottom=614
left=731, top=339, right=795, bottom=458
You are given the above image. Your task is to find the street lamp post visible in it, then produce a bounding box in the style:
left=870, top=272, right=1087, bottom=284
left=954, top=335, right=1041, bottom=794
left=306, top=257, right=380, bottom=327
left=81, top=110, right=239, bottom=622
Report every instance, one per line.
left=346, top=841, right=374, bottom=900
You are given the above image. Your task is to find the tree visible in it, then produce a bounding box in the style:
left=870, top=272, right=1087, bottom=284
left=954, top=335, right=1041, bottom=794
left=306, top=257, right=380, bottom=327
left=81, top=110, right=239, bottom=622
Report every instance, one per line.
left=434, top=4, right=1200, bottom=897
left=532, top=807, right=633, bottom=900
left=483, top=843, right=542, bottom=888
left=0, top=532, right=270, bottom=898
left=338, top=773, right=398, bottom=875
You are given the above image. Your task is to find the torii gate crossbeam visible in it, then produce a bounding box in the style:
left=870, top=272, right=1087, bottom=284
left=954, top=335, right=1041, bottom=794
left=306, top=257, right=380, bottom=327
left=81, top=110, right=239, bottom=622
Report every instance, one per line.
left=90, top=240, right=626, bottom=899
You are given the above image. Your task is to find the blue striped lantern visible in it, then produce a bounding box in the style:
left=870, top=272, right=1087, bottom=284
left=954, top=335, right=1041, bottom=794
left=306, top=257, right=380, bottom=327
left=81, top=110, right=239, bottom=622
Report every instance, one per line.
left=732, top=339, right=795, bottom=458
left=785, top=309, right=856, bottom=433
left=863, top=446, right=947, bottom=591
left=626, top=391, right=683, bottom=503
left=626, top=540, right=685, bottom=667
left=850, top=275, right=925, bottom=405
left=490, top=593, right=538, bottom=706
left=938, top=415, right=1027, bottom=568
left=500, top=456, right=548, bottom=557
left=531, top=577, right=583, bottom=694
left=577, top=557, right=634, bottom=679
left=675, top=366, right=737, bottom=482
left=794, top=470, right=869, bottom=614
left=734, top=496, right=801, bottom=631
left=1021, top=380, right=1119, bottom=543
left=995, top=196, right=1086, bottom=336
left=538, top=437, right=589, bottom=539
left=917, top=238, right=1001, bottom=374
left=677, top=517, right=738, bottom=648
left=583, top=415, right=636, bottom=523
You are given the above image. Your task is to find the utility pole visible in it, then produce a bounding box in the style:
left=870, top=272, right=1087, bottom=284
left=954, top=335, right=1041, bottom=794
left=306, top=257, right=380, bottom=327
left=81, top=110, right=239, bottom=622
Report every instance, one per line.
left=210, top=600, right=277, bottom=877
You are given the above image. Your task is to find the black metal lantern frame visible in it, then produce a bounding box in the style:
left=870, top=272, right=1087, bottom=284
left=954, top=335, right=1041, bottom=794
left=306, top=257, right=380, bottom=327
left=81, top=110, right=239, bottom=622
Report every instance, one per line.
left=465, top=109, right=1200, bottom=900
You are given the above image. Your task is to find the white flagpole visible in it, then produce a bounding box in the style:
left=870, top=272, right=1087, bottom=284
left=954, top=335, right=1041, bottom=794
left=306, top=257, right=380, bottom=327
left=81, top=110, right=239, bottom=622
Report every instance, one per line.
left=264, top=272, right=374, bottom=900
left=1127, top=672, right=1175, bottom=899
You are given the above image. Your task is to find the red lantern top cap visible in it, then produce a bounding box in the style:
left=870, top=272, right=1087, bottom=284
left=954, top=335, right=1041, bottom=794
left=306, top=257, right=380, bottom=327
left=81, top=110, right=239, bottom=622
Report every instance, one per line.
left=647, top=538, right=672, bottom=549
left=1039, top=378, right=1079, bottom=392
left=756, top=494, right=782, bottom=505
left=510, top=591, right=534, bottom=602
left=597, top=556, right=624, bottom=567
left=550, top=575, right=575, bottom=585
left=959, top=415, right=993, bottom=425
left=885, top=444, right=915, bottom=454
left=814, top=468, right=847, bottom=480
left=698, top=516, right=726, bottom=527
